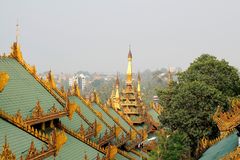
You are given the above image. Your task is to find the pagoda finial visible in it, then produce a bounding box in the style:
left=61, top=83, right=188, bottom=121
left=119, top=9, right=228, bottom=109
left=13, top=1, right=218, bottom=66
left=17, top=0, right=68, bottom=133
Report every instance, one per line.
left=11, top=22, right=23, bottom=63
left=138, top=71, right=141, bottom=82
left=72, top=80, right=80, bottom=97
left=128, top=44, right=132, bottom=59
left=116, top=72, right=119, bottom=86
left=16, top=20, right=20, bottom=43
left=114, top=73, right=120, bottom=110
left=126, top=46, right=133, bottom=85
left=137, top=72, right=141, bottom=98
left=47, top=70, right=56, bottom=89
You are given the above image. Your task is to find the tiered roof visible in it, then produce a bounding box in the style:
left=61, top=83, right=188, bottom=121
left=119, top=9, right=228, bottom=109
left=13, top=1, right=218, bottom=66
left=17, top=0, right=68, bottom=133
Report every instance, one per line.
left=200, top=132, right=238, bottom=160
left=0, top=118, right=45, bottom=159
left=200, top=99, right=240, bottom=159
left=0, top=58, right=63, bottom=119
left=0, top=41, right=139, bottom=159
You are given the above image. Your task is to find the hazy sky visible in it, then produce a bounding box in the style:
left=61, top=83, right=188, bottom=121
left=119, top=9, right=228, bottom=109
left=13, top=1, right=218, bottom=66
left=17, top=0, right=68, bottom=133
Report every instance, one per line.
left=1, top=0, right=240, bottom=74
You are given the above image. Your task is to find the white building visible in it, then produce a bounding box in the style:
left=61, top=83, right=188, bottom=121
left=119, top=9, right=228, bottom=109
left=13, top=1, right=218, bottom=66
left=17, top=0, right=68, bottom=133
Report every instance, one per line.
left=68, top=74, right=86, bottom=92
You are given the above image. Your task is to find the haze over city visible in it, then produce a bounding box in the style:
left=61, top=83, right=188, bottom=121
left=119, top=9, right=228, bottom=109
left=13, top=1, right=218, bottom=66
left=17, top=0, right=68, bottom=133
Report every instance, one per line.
left=1, top=0, right=240, bottom=74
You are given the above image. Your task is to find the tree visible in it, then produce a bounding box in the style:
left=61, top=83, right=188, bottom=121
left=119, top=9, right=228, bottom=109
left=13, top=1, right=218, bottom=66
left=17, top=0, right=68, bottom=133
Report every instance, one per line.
left=157, top=54, right=240, bottom=158
left=178, top=54, right=240, bottom=98
left=159, top=81, right=226, bottom=153
left=149, top=130, right=191, bottom=160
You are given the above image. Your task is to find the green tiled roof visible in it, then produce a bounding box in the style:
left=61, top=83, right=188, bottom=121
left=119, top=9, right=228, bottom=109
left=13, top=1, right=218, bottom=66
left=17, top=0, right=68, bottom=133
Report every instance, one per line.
left=92, top=103, right=127, bottom=137
left=109, top=108, right=131, bottom=132
left=69, top=96, right=109, bottom=136
left=52, top=89, right=65, bottom=103
left=115, top=153, right=129, bottom=160
left=200, top=132, right=238, bottom=160
left=148, top=109, right=159, bottom=123
left=92, top=103, right=115, bottom=127
left=137, top=150, right=149, bottom=159
left=47, top=133, right=104, bottom=160
left=0, top=118, right=46, bottom=159
left=135, top=124, right=144, bottom=131
left=0, top=58, right=63, bottom=118
left=128, top=151, right=141, bottom=160
left=60, top=112, right=89, bottom=132
left=0, top=57, right=131, bottom=160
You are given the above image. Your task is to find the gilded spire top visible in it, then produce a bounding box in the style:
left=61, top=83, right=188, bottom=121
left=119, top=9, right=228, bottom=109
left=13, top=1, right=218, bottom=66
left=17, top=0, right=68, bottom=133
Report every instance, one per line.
left=137, top=72, right=141, bottom=97
left=128, top=45, right=132, bottom=59
left=126, top=46, right=133, bottom=84
left=116, top=72, right=119, bottom=86
left=16, top=21, right=20, bottom=43
left=138, top=72, right=141, bottom=81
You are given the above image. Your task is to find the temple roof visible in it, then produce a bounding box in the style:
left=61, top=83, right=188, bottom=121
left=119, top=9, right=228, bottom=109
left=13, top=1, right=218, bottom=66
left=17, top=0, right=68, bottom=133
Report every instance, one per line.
left=0, top=58, right=63, bottom=119
left=200, top=132, right=238, bottom=160
left=148, top=109, right=159, bottom=123
left=127, top=151, right=140, bottom=160
left=46, top=133, right=104, bottom=160
left=0, top=118, right=46, bottom=159
left=60, top=112, right=89, bottom=133
left=0, top=56, right=107, bottom=159
left=0, top=45, right=149, bottom=159
left=92, top=103, right=117, bottom=127
left=108, top=107, right=132, bottom=132
left=68, top=96, right=109, bottom=136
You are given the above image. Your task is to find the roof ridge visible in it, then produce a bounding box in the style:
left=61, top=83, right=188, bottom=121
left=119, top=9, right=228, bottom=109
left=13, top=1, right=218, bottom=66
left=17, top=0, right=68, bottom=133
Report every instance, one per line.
left=10, top=55, right=66, bottom=107
left=0, top=108, right=51, bottom=144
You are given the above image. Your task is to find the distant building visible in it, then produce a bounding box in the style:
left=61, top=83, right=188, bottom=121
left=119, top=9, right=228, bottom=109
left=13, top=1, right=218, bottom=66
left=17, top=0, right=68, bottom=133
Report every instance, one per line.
left=69, top=74, right=86, bottom=92
left=153, top=95, right=159, bottom=103
left=78, top=74, right=86, bottom=92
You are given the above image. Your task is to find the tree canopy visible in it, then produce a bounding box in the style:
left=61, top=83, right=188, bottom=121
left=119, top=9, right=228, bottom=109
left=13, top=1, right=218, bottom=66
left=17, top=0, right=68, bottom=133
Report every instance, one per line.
left=178, top=54, right=240, bottom=97
left=157, top=54, right=240, bottom=158
left=149, top=131, right=191, bottom=160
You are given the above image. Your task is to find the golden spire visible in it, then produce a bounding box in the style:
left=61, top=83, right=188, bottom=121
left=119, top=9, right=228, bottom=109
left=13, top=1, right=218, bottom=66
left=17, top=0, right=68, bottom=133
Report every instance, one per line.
left=137, top=72, right=141, bottom=97
left=72, top=81, right=81, bottom=97
left=126, top=45, right=133, bottom=85
left=11, top=22, right=23, bottom=63
left=115, top=73, right=120, bottom=99
left=110, top=85, right=115, bottom=98
left=47, top=70, right=56, bottom=89
left=114, top=73, right=120, bottom=110
left=16, top=21, right=19, bottom=43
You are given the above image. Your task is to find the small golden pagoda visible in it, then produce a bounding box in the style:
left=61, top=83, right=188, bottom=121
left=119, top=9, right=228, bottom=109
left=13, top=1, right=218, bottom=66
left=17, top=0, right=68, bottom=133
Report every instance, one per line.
left=111, top=48, right=148, bottom=127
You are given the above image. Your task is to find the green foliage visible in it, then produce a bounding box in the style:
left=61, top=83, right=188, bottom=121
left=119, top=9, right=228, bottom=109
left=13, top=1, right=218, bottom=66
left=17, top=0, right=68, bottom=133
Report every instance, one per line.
left=157, top=54, right=240, bottom=158
left=149, top=131, right=191, bottom=160
left=159, top=81, right=226, bottom=150
left=179, top=54, right=240, bottom=97
left=84, top=70, right=165, bottom=103
left=85, top=78, right=115, bottom=102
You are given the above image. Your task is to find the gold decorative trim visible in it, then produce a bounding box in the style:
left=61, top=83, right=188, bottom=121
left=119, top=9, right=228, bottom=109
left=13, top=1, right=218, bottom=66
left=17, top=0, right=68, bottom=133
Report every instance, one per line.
left=213, top=99, right=240, bottom=131
left=0, top=136, right=16, bottom=160
left=221, top=147, right=240, bottom=160
left=59, top=123, right=107, bottom=154
left=0, top=72, right=9, bottom=92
